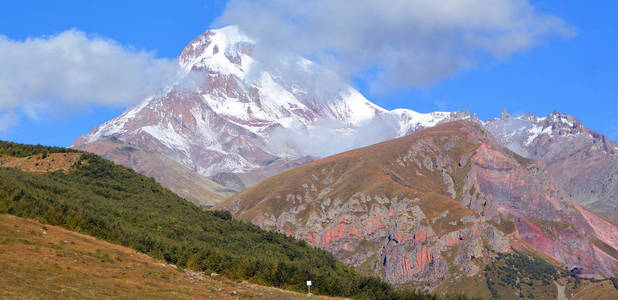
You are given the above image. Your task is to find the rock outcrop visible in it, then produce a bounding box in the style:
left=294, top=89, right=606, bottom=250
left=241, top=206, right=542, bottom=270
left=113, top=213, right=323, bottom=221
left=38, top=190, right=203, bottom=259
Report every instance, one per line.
left=486, top=111, right=618, bottom=222
left=219, top=121, right=618, bottom=285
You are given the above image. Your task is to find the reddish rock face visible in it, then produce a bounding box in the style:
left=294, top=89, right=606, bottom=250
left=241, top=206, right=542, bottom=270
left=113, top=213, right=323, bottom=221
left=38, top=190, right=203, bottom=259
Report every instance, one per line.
left=486, top=111, right=618, bottom=222
left=220, top=121, right=618, bottom=286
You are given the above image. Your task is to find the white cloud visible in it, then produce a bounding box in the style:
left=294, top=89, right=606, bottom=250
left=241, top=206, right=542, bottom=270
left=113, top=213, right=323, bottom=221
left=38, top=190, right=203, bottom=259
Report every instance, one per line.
left=215, top=0, right=575, bottom=92
left=269, top=117, right=400, bottom=157
left=0, top=29, right=180, bottom=124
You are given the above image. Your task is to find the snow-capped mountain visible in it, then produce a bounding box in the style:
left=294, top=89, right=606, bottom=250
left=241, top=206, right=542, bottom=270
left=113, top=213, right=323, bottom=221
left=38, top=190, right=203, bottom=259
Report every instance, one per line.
left=486, top=110, right=618, bottom=221
left=73, top=26, right=468, bottom=204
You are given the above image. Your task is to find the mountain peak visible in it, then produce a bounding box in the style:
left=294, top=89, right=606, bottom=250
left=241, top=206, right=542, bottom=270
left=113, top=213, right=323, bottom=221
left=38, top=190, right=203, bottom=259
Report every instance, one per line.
left=501, top=108, right=510, bottom=119
left=179, top=25, right=254, bottom=74
left=73, top=26, right=465, bottom=202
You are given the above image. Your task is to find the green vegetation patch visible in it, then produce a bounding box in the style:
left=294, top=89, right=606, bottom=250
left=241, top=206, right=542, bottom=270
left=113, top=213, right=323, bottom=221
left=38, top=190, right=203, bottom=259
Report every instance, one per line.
left=592, top=238, right=618, bottom=261
left=526, top=217, right=574, bottom=241
left=483, top=251, right=569, bottom=299
left=0, top=140, right=79, bottom=158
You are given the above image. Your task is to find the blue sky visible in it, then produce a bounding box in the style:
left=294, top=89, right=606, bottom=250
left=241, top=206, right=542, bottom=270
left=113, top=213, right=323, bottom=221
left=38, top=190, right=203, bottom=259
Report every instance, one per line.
left=0, top=1, right=616, bottom=146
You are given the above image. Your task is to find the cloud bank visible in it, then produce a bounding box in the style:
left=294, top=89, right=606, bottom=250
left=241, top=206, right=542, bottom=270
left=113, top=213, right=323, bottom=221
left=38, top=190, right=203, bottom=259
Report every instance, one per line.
left=0, top=29, right=180, bottom=129
left=269, top=117, right=401, bottom=157
left=215, top=0, right=575, bottom=92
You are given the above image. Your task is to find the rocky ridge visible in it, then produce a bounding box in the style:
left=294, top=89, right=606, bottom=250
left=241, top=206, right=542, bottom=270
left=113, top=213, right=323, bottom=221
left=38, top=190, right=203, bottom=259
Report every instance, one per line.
left=219, top=121, right=618, bottom=286
left=486, top=110, right=618, bottom=222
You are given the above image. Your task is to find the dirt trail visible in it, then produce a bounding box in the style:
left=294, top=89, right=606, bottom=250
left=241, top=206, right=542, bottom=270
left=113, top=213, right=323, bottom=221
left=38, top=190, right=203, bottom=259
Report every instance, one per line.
left=554, top=281, right=566, bottom=300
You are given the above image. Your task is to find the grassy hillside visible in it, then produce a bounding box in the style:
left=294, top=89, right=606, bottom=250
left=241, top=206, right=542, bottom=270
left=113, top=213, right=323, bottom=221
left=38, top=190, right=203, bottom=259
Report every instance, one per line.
left=0, top=214, right=341, bottom=300
left=0, top=140, right=460, bottom=299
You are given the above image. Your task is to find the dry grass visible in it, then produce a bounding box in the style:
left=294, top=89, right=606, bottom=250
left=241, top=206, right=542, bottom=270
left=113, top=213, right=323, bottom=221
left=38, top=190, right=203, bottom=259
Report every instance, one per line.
left=573, top=280, right=618, bottom=300
left=0, top=153, right=82, bottom=173
left=433, top=273, right=491, bottom=299
left=0, top=214, right=341, bottom=300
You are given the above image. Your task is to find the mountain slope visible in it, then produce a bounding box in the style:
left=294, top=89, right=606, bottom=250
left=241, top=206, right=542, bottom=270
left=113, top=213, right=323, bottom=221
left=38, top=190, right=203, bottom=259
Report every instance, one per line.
left=219, top=121, right=618, bottom=291
left=72, top=26, right=469, bottom=203
left=75, top=137, right=234, bottom=206
left=0, top=214, right=341, bottom=300
left=0, top=140, right=460, bottom=299
left=486, top=110, right=618, bottom=222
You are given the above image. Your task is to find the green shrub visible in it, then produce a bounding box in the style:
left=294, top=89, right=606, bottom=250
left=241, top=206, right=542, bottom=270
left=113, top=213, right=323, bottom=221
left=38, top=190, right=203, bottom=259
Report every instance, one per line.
left=0, top=140, right=79, bottom=157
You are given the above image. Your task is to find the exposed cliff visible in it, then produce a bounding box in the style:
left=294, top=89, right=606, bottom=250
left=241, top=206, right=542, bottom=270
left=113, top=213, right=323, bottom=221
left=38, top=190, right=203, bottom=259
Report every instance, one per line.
left=219, top=121, right=618, bottom=288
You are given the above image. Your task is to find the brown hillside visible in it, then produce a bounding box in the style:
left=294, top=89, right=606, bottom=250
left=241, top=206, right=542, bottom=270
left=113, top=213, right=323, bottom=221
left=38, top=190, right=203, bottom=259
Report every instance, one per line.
left=0, top=214, right=340, bottom=300
left=0, top=152, right=82, bottom=173
left=223, top=121, right=480, bottom=225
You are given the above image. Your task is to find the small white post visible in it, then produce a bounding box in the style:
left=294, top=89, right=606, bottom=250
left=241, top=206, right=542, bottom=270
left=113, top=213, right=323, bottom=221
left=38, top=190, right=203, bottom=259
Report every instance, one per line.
left=306, top=280, right=312, bottom=296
